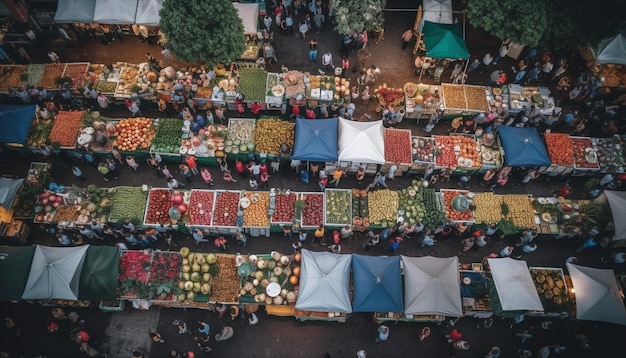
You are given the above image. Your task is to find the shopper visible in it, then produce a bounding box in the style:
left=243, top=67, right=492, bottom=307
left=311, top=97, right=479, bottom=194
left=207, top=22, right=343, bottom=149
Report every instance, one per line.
left=375, top=325, right=389, bottom=343
left=126, top=155, right=139, bottom=172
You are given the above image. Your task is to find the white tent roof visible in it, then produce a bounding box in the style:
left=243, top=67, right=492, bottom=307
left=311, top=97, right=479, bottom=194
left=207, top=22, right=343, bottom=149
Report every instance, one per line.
left=567, top=263, right=626, bottom=326
left=54, top=0, right=96, bottom=23
left=420, top=0, right=453, bottom=31
left=594, top=33, right=626, bottom=65
left=93, top=0, right=138, bottom=24
left=232, top=2, right=259, bottom=35
left=295, top=249, right=352, bottom=313
left=22, top=245, right=89, bottom=300
left=487, top=258, right=544, bottom=312
left=605, top=190, right=626, bottom=240
left=338, top=118, right=385, bottom=164
left=401, top=255, right=463, bottom=317
left=135, top=0, right=163, bottom=26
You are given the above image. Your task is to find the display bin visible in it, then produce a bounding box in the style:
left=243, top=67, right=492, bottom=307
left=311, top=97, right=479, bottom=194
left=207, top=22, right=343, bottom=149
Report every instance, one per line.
left=570, top=136, right=600, bottom=172
left=459, top=269, right=493, bottom=314
left=300, top=192, right=325, bottom=229
left=211, top=190, right=242, bottom=229
left=440, top=189, right=475, bottom=224
left=240, top=191, right=271, bottom=229
left=324, top=189, right=352, bottom=227
left=592, top=135, right=626, bottom=173
left=187, top=190, right=216, bottom=227
left=270, top=191, right=299, bottom=226
left=441, top=84, right=489, bottom=112
left=529, top=267, right=575, bottom=315
left=411, top=136, right=437, bottom=167
left=62, top=62, right=90, bottom=89
left=384, top=128, right=413, bottom=165
left=265, top=72, right=284, bottom=105
left=226, top=118, right=256, bottom=153
left=99, top=300, right=125, bottom=312
left=266, top=304, right=295, bottom=317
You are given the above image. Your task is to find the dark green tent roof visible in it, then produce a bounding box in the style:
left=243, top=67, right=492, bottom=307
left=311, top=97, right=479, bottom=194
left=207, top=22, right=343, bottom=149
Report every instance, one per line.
left=0, top=246, right=35, bottom=300
left=423, top=21, right=470, bottom=59
left=78, top=246, right=120, bottom=300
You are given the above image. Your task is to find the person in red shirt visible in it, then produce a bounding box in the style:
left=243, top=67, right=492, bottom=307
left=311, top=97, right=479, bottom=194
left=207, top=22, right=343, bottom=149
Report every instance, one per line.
left=185, top=155, right=198, bottom=175
left=235, top=158, right=247, bottom=178
left=251, top=101, right=262, bottom=116
left=446, top=329, right=462, bottom=343
left=259, top=161, right=268, bottom=175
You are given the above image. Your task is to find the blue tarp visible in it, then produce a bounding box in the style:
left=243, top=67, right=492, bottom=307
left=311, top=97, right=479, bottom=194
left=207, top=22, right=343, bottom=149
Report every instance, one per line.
left=292, top=118, right=338, bottom=162
left=352, top=255, right=403, bottom=312
left=497, top=126, right=551, bottom=167
left=0, top=105, right=36, bottom=145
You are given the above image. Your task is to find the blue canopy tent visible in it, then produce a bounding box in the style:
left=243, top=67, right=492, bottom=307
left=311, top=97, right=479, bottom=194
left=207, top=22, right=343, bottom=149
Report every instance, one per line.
left=497, top=126, right=551, bottom=167
left=0, top=105, right=36, bottom=145
left=352, top=255, right=403, bottom=312
left=292, top=118, right=338, bottom=162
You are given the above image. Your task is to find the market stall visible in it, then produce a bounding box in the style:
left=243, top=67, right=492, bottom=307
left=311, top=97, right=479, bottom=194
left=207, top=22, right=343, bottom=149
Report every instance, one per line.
left=440, top=189, right=474, bottom=224
left=487, top=258, right=544, bottom=313
left=265, top=73, right=284, bottom=109
left=497, top=126, right=551, bottom=167
left=593, top=135, right=626, bottom=173
left=441, top=84, right=488, bottom=112
left=384, top=128, right=412, bottom=165
left=541, top=133, right=575, bottom=176
left=352, top=254, right=402, bottom=313
left=433, top=134, right=482, bottom=173
left=237, top=251, right=300, bottom=306
left=134, top=0, right=163, bottom=26
left=0, top=246, right=35, bottom=300
left=300, top=192, right=324, bottom=229
left=292, top=118, right=338, bottom=162
left=476, top=133, right=503, bottom=170
left=403, top=83, right=442, bottom=120
left=338, top=118, right=385, bottom=165
left=0, top=104, right=36, bottom=147
left=367, top=188, right=398, bottom=228
left=507, top=85, right=554, bottom=115
left=460, top=269, right=493, bottom=316
left=54, top=0, right=96, bottom=23
left=93, top=0, right=138, bottom=24
left=78, top=246, right=120, bottom=301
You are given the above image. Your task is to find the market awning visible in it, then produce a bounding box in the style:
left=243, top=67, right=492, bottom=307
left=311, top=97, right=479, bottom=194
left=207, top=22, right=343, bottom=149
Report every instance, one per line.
left=135, top=0, right=163, bottom=26
left=54, top=0, right=96, bottom=23
left=594, top=33, right=626, bottom=65
left=352, top=255, right=403, bottom=313
left=0, top=178, right=23, bottom=211
left=422, top=21, right=469, bottom=59
left=338, top=118, right=385, bottom=164
left=487, top=258, right=543, bottom=312
left=78, top=246, right=120, bottom=301
left=420, top=0, right=453, bottom=30
left=292, top=118, right=338, bottom=162
left=0, top=104, right=36, bottom=145
left=497, top=126, right=551, bottom=167
left=605, top=190, right=626, bottom=240
left=232, top=2, right=259, bottom=35
left=0, top=246, right=35, bottom=300
left=93, top=0, right=138, bottom=24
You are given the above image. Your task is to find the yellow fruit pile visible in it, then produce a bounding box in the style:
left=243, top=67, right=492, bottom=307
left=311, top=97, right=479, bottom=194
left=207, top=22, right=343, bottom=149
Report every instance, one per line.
left=368, top=189, right=399, bottom=224
left=502, top=194, right=535, bottom=228
left=253, top=119, right=294, bottom=155
left=243, top=191, right=270, bottom=227
left=472, top=193, right=503, bottom=224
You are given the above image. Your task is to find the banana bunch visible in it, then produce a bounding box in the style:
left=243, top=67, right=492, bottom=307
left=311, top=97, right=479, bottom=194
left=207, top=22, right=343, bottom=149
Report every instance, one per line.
left=472, top=193, right=504, bottom=224
left=502, top=195, right=535, bottom=228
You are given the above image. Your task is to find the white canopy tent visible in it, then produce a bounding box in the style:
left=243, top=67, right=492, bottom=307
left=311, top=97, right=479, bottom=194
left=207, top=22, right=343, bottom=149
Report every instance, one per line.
left=419, top=0, right=453, bottom=31
left=232, top=2, right=259, bottom=35
left=337, top=118, right=385, bottom=164
left=401, top=255, right=463, bottom=317
left=135, top=0, right=163, bottom=26
left=566, top=263, right=626, bottom=326
left=605, top=190, right=626, bottom=240
left=295, top=249, right=352, bottom=313
left=594, top=33, right=626, bottom=65
left=22, top=245, right=89, bottom=300
left=487, top=258, right=544, bottom=312
left=54, top=0, right=96, bottom=23
left=93, top=0, right=138, bottom=24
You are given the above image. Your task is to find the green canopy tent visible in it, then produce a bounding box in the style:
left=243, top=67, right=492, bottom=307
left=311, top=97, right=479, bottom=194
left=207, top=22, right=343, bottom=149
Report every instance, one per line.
left=78, top=246, right=120, bottom=301
left=0, top=246, right=35, bottom=300
left=422, top=21, right=470, bottom=59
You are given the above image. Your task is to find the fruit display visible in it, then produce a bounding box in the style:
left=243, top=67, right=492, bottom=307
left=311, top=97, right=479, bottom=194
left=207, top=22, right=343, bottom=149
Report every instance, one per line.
left=148, top=251, right=183, bottom=300
left=301, top=193, right=324, bottom=227
left=570, top=137, right=599, bottom=169
left=412, top=137, right=436, bottom=164
left=212, top=191, right=241, bottom=227
left=242, top=191, right=270, bottom=227
left=453, top=135, right=482, bottom=168
left=97, top=81, right=117, bottom=94
left=115, top=63, right=140, bottom=97
left=368, top=189, right=399, bottom=225
left=112, top=117, right=155, bottom=152
left=282, top=70, right=306, bottom=98
left=184, top=124, right=228, bottom=157
left=421, top=187, right=446, bottom=228
left=403, top=82, right=418, bottom=98
left=464, top=85, right=489, bottom=111
left=119, top=250, right=152, bottom=292
left=210, top=254, right=240, bottom=303
left=25, top=64, right=45, bottom=87
left=151, top=118, right=182, bottom=153
left=593, top=136, right=626, bottom=172
left=501, top=194, right=535, bottom=228
left=351, top=189, right=370, bottom=228
left=544, top=133, right=574, bottom=166
left=217, top=77, right=238, bottom=92
left=472, top=192, right=504, bottom=224
left=0, top=65, right=28, bottom=91
left=177, top=249, right=219, bottom=302
left=49, top=111, right=84, bottom=147
left=265, top=72, right=284, bottom=102
left=434, top=136, right=457, bottom=167
left=333, top=76, right=351, bottom=101
left=477, top=133, right=503, bottom=168
left=26, top=117, right=53, bottom=147
left=441, top=83, right=466, bottom=109
left=239, top=252, right=298, bottom=305
left=324, top=189, right=352, bottom=226
left=14, top=164, right=51, bottom=219
left=226, top=118, right=255, bottom=154
left=374, top=84, right=404, bottom=107
left=40, top=63, right=65, bottom=89
left=62, top=63, right=89, bottom=89
left=530, top=268, right=574, bottom=313
left=442, top=190, right=474, bottom=222
left=271, top=192, right=297, bottom=224
left=84, top=64, right=104, bottom=87
left=398, top=181, right=425, bottom=225
left=237, top=67, right=268, bottom=102
left=144, top=189, right=173, bottom=225
left=109, top=186, right=148, bottom=224
left=188, top=190, right=215, bottom=226
left=384, top=129, right=413, bottom=164
left=253, top=118, right=295, bottom=155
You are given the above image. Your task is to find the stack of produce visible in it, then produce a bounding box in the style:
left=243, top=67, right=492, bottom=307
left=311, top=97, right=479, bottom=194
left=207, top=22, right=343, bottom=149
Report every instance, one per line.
left=530, top=268, right=574, bottom=313
left=109, top=186, right=148, bottom=224
left=212, top=191, right=241, bottom=227
left=81, top=115, right=114, bottom=151
left=187, top=190, right=215, bottom=226
left=239, top=252, right=299, bottom=305
left=25, top=64, right=45, bottom=87
left=434, top=136, right=457, bottom=168
left=412, top=137, right=436, bottom=163
left=544, top=133, right=574, bottom=166
left=49, top=111, right=84, bottom=147
left=464, top=85, right=489, bottom=111
left=325, top=189, right=352, bottom=225
left=41, top=63, right=65, bottom=89
left=97, top=81, right=117, bottom=94
left=271, top=192, right=297, bottom=224
left=151, top=118, right=182, bottom=153
left=85, top=64, right=104, bottom=87
left=301, top=193, right=324, bottom=227
left=115, top=63, right=140, bottom=97
left=384, top=129, right=413, bottom=164
left=472, top=192, right=504, bottom=224
left=282, top=71, right=305, bottom=98
left=374, top=84, right=404, bottom=107
left=333, top=77, right=351, bottom=101
left=593, top=136, right=625, bottom=172
left=178, top=248, right=218, bottom=302
left=112, top=117, right=155, bottom=152
left=26, top=117, right=53, bottom=147
left=119, top=250, right=152, bottom=298
left=148, top=252, right=183, bottom=300
left=570, top=137, right=599, bottom=169
left=398, top=181, right=425, bottom=225
left=184, top=124, right=228, bottom=157
left=442, top=190, right=474, bottom=222
left=403, top=82, right=418, bottom=98
left=441, top=84, right=466, bottom=109
left=501, top=194, right=535, bottom=228
left=367, top=189, right=399, bottom=226
left=453, top=135, right=482, bottom=168
left=242, top=191, right=270, bottom=227
left=421, top=187, right=446, bottom=228
left=84, top=185, right=113, bottom=222
left=253, top=118, right=294, bottom=155
left=144, top=189, right=173, bottom=225
left=237, top=68, right=268, bottom=102
left=62, top=63, right=89, bottom=89
left=210, top=254, right=240, bottom=303
left=0, top=65, right=27, bottom=91
left=351, top=189, right=370, bottom=228
left=225, top=119, right=255, bottom=154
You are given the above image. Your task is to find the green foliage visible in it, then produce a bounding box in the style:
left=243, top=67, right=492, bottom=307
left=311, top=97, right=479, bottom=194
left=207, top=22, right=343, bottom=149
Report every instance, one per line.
left=331, top=0, right=386, bottom=35
left=159, top=0, right=246, bottom=64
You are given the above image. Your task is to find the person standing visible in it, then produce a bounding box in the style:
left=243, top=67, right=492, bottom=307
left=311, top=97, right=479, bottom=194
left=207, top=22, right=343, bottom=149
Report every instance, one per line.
left=576, top=237, right=597, bottom=253
left=185, top=154, right=198, bottom=175
left=192, top=229, right=209, bottom=246
left=308, top=38, right=318, bottom=62
left=48, top=50, right=60, bottom=63
left=329, top=167, right=345, bottom=187
left=493, top=43, right=510, bottom=65
left=479, top=53, right=493, bottom=73
left=126, top=155, right=139, bottom=172
left=401, top=29, right=414, bottom=50
left=375, top=325, right=389, bottom=343
left=321, top=50, right=334, bottom=72
left=72, top=166, right=85, bottom=181
left=313, top=224, right=326, bottom=245
left=167, top=178, right=184, bottom=191
left=97, top=162, right=113, bottom=181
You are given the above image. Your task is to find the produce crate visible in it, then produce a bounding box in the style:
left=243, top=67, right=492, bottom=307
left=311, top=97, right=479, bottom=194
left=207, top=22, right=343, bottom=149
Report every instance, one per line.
left=441, top=84, right=489, bottom=112
left=62, top=62, right=90, bottom=89
left=270, top=191, right=299, bottom=225
left=211, top=190, right=242, bottom=228
left=593, top=136, right=626, bottom=173
left=440, top=189, right=475, bottom=224
left=226, top=118, right=256, bottom=153
left=324, top=189, right=352, bottom=227
left=187, top=190, right=216, bottom=227
left=570, top=136, right=600, bottom=171
left=108, top=186, right=148, bottom=224
left=143, top=188, right=184, bottom=226
left=411, top=136, right=437, bottom=165
left=241, top=191, right=270, bottom=228
left=41, top=63, right=66, bottom=89
left=529, top=267, right=574, bottom=314
left=300, top=192, right=324, bottom=228
left=114, top=63, right=140, bottom=98
left=384, top=128, right=413, bottom=165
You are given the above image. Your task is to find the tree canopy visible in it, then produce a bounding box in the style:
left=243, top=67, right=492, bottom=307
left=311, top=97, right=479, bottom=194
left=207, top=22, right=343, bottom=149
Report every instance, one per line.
left=331, top=0, right=386, bottom=35
left=159, top=0, right=246, bottom=64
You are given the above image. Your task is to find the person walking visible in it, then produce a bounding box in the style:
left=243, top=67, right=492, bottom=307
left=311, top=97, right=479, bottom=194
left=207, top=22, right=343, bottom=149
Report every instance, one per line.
left=97, top=162, right=113, bottom=181
left=179, top=164, right=193, bottom=182
left=401, top=29, right=413, bottom=50
left=375, top=325, right=389, bottom=343
left=576, top=237, right=597, bottom=252
left=48, top=50, right=60, bottom=63
left=126, top=155, right=139, bottom=172
left=198, top=321, right=210, bottom=335
left=167, top=178, right=184, bottom=191
left=321, top=50, right=334, bottom=72
left=72, top=166, right=85, bottom=181
left=308, top=38, right=318, bottom=62
left=329, top=167, right=345, bottom=187
left=192, top=229, right=209, bottom=246
left=313, top=224, right=326, bottom=245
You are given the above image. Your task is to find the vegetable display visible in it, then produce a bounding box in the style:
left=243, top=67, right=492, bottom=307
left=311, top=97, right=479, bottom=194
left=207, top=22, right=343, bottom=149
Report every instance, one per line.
left=49, top=111, right=84, bottom=147
left=113, top=117, right=155, bottom=152
left=324, top=189, right=351, bottom=225
left=119, top=250, right=152, bottom=286
left=442, top=190, right=474, bottom=222
left=151, top=118, right=182, bottom=153
left=271, top=192, right=297, bottom=224
left=441, top=84, right=466, bottom=109
left=530, top=268, right=574, bottom=313
left=412, top=137, right=436, bottom=163
left=210, top=254, right=240, bottom=303
left=452, top=135, right=481, bottom=168
left=570, top=137, right=599, bottom=169
left=374, top=85, right=404, bottom=107
left=212, top=191, right=240, bottom=227
left=544, top=133, right=574, bottom=165
left=398, top=181, right=425, bottom=225
left=188, top=190, right=215, bottom=226
left=242, top=191, right=270, bottom=227
left=148, top=252, right=183, bottom=300
left=253, top=119, right=295, bottom=155
left=421, top=187, right=446, bottom=228
left=384, top=129, right=413, bottom=164
left=25, top=64, right=45, bottom=87
left=40, top=63, right=65, bottom=89
left=145, top=189, right=173, bottom=225
left=368, top=189, right=399, bottom=225
left=351, top=189, right=369, bottom=228
left=239, top=252, right=298, bottom=305
left=301, top=193, right=324, bottom=227
left=501, top=194, right=535, bottom=228
left=109, top=186, right=148, bottom=224
left=593, top=136, right=625, bottom=172
left=237, top=68, right=268, bottom=102
left=225, top=119, right=255, bottom=154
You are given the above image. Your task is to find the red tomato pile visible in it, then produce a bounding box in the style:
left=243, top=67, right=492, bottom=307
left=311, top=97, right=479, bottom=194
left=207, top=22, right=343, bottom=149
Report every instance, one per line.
left=213, top=191, right=240, bottom=227
left=442, top=190, right=473, bottom=222
left=63, top=63, right=88, bottom=89
left=384, top=129, right=413, bottom=164
left=301, top=193, right=324, bottom=227
left=188, top=190, right=215, bottom=226
left=271, top=192, right=297, bottom=223
left=544, top=133, right=574, bottom=165
left=434, top=136, right=457, bottom=167
left=49, top=111, right=84, bottom=147
left=145, top=189, right=172, bottom=224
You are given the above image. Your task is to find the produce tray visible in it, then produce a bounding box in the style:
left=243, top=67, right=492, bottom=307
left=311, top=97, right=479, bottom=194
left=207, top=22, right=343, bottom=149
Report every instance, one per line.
left=324, top=189, right=352, bottom=227
left=187, top=190, right=216, bottom=227
left=384, top=128, right=413, bottom=165
left=300, top=192, right=325, bottom=228
left=441, top=84, right=489, bottom=112
left=62, top=62, right=90, bottom=89
left=270, top=192, right=299, bottom=225
left=439, top=189, right=475, bottom=224
left=570, top=136, right=600, bottom=171
left=412, top=136, right=437, bottom=165
left=265, top=72, right=284, bottom=104
left=41, top=63, right=67, bottom=89
left=114, top=63, right=140, bottom=98
left=97, top=81, right=118, bottom=95
left=592, top=136, right=626, bottom=173
left=143, top=188, right=175, bottom=226
left=226, top=118, right=256, bottom=150
left=0, top=65, right=28, bottom=92
left=108, top=186, right=148, bottom=224
left=529, top=267, right=573, bottom=313
left=211, top=190, right=242, bottom=228
left=241, top=191, right=271, bottom=228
